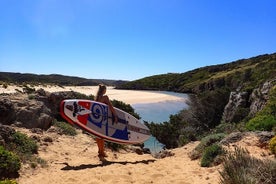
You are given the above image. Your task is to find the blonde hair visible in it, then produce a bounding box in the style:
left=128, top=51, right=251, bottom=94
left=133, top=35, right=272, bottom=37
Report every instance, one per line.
left=95, top=84, right=106, bottom=101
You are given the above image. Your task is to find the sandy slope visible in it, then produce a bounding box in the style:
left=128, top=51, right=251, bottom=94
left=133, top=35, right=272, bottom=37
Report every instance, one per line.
left=15, top=128, right=274, bottom=184
left=16, top=128, right=221, bottom=184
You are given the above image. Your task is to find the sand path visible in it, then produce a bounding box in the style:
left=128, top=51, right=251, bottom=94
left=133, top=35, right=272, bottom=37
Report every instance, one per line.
left=16, top=128, right=220, bottom=184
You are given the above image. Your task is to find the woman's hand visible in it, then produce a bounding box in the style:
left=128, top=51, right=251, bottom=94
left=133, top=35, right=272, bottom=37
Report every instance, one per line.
left=112, top=114, right=118, bottom=124
left=114, top=115, right=118, bottom=124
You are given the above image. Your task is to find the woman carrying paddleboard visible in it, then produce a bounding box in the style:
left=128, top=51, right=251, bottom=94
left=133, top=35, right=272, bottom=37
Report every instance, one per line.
left=95, top=84, right=118, bottom=158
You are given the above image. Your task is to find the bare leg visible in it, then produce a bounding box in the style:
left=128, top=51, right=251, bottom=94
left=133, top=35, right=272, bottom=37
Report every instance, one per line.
left=96, top=138, right=107, bottom=158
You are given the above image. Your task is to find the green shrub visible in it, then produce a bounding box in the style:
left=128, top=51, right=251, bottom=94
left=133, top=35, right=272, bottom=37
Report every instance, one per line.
left=35, top=157, right=47, bottom=168
left=246, top=115, right=276, bottom=131
left=178, top=135, right=190, bottom=147
left=106, top=142, right=125, bottom=151
left=22, top=85, right=35, bottom=94
left=0, top=179, right=18, bottom=184
left=28, top=94, right=35, bottom=100
left=231, top=107, right=250, bottom=123
left=259, top=86, right=276, bottom=117
left=189, top=133, right=225, bottom=161
left=2, top=83, right=8, bottom=89
left=220, top=147, right=276, bottom=184
left=213, top=122, right=238, bottom=134
left=195, top=133, right=226, bottom=154
left=73, top=92, right=94, bottom=100
left=53, top=120, right=77, bottom=136
left=29, top=157, right=47, bottom=169
left=247, top=86, right=276, bottom=132
left=0, top=146, right=21, bottom=179
left=201, top=144, right=223, bottom=167
left=269, top=136, right=276, bottom=156
left=6, top=132, right=38, bottom=162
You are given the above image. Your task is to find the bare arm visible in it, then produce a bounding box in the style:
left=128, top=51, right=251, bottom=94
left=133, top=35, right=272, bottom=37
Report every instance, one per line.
left=103, top=96, right=118, bottom=122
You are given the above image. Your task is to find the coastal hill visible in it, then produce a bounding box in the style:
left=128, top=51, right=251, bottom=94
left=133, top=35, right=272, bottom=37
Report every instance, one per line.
left=117, top=53, right=276, bottom=153
left=117, top=53, right=276, bottom=94
left=0, top=72, right=128, bottom=87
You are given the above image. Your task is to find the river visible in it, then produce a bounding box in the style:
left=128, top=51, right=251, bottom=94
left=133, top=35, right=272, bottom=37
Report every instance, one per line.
left=131, top=91, right=189, bottom=153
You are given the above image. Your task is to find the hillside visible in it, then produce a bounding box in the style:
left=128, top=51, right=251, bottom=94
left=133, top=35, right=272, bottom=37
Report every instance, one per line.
left=118, top=53, right=276, bottom=94
left=125, top=53, right=276, bottom=150
left=0, top=72, right=128, bottom=87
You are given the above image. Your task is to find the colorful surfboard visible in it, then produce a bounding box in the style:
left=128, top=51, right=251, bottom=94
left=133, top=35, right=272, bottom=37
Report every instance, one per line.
left=60, top=99, right=151, bottom=144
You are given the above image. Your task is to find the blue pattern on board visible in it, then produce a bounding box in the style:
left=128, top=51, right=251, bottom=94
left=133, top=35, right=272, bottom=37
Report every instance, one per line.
left=111, top=126, right=129, bottom=140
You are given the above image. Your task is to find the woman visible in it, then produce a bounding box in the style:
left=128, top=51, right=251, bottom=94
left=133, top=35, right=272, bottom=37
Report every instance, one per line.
left=95, top=84, right=118, bottom=158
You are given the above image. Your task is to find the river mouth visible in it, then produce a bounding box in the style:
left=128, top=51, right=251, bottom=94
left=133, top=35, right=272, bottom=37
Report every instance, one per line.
left=131, top=91, right=189, bottom=153
left=132, top=99, right=188, bottom=123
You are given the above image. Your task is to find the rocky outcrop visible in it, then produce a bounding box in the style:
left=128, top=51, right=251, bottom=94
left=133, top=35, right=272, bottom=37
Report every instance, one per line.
left=0, top=89, right=84, bottom=130
left=14, top=96, right=52, bottom=129
left=249, top=79, right=276, bottom=116
left=46, top=91, right=84, bottom=118
left=0, top=125, right=16, bottom=147
left=222, top=78, right=276, bottom=123
left=220, top=131, right=274, bottom=147
left=222, top=91, right=249, bottom=123
left=0, top=98, right=16, bottom=124
left=0, top=93, right=53, bottom=130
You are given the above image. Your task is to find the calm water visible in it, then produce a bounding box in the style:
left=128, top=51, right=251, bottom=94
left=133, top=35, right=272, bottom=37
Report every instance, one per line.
left=132, top=91, right=189, bottom=153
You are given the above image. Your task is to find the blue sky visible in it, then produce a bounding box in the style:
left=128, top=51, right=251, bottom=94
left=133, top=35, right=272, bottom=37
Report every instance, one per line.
left=0, top=0, right=275, bottom=80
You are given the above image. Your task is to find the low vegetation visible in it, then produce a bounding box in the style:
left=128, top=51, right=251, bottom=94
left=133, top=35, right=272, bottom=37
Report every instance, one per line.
left=189, top=133, right=225, bottom=161
left=0, top=72, right=127, bottom=86
left=200, top=144, right=224, bottom=167
left=0, top=146, right=21, bottom=179
left=0, top=130, right=45, bottom=181
left=269, top=136, right=276, bottom=156
left=246, top=115, right=276, bottom=131
left=22, top=84, right=35, bottom=94
left=53, top=120, right=78, bottom=136
left=220, top=147, right=276, bottom=184
left=0, top=179, right=18, bottom=184
left=5, top=132, right=38, bottom=162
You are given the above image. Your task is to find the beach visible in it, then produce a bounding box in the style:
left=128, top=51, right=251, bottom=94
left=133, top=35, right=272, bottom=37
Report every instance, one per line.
left=1, top=85, right=186, bottom=105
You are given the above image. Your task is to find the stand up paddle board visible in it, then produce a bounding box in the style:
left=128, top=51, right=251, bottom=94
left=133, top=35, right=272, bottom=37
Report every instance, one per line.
left=60, top=99, right=151, bottom=144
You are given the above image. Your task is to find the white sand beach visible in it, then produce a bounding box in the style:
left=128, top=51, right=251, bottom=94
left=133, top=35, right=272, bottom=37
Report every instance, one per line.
left=1, top=85, right=186, bottom=105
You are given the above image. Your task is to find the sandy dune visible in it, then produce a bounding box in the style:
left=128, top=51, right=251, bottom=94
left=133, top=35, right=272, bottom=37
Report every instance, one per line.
left=15, top=127, right=273, bottom=184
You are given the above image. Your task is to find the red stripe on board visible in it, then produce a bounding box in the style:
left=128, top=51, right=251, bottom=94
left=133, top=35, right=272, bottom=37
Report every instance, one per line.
left=77, top=114, right=89, bottom=125
left=78, top=101, right=91, bottom=110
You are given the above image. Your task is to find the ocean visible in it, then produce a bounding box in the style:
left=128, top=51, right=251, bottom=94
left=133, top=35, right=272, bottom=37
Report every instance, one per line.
left=132, top=91, right=189, bottom=153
